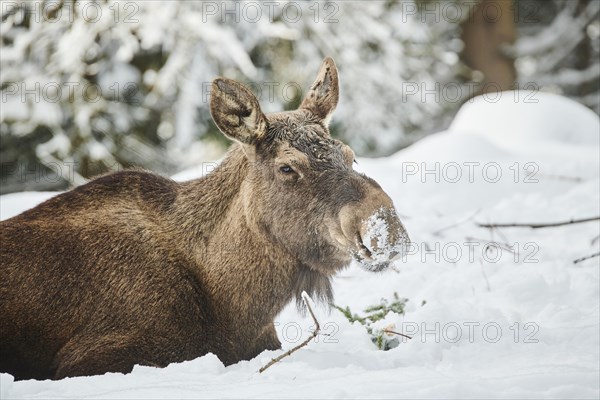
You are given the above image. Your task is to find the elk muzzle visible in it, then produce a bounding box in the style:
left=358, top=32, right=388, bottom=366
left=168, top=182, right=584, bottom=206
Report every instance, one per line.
left=336, top=186, right=410, bottom=271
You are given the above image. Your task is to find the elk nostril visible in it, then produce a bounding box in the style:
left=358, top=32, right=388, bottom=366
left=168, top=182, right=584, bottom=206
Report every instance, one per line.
left=356, top=232, right=373, bottom=259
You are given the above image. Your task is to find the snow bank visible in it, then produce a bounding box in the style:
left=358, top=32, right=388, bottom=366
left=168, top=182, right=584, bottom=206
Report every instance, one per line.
left=2, top=92, right=599, bottom=399
left=449, top=90, right=600, bottom=151
left=0, top=192, right=59, bottom=221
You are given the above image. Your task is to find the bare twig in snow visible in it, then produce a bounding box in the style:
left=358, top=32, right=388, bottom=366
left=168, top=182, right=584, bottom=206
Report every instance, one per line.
left=432, top=209, right=481, bottom=236
left=259, top=292, right=320, bottom=373
left=383, top=329, right=413, bottom=340
left=479, top=259, right=491, bottom=292
left=573, top=252, right=600, bottom=264
left=491, top=227, right=511, bottom=249
left=465, top=236, right=518, bottom=256
left=537, top=173, right=583, bottom=182
left=477, top=216, right=599, bottom=229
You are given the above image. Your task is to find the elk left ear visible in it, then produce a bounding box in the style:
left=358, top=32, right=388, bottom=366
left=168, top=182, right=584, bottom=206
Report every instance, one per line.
left=210, top=77, right=267, bottom=145
left=300, top=57, right=339, bottom=125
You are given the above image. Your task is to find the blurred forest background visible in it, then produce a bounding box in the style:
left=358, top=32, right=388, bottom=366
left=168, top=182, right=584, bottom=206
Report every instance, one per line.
left=1, top=0, right=599, bottom=193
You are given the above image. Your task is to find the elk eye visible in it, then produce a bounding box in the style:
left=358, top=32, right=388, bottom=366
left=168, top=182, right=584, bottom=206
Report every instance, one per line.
left=280, top=165, right=294, bottom=174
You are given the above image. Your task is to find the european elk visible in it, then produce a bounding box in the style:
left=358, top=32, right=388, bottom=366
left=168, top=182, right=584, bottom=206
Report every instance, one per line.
left=0, top=57, right=409, bottom=380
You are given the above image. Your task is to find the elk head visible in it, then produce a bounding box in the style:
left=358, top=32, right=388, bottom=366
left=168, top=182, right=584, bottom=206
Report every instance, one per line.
left=210, top=57, right=410, bottom=275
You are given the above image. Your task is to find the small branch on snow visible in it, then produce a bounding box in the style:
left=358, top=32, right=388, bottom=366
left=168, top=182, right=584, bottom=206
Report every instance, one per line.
left=258, top=292, right=320, bottom=374
left=432, top=209, right=481, bottom=237
left=465, top=236, right=519, bottom=256
left=477, top=216, right=599, bottom=229
left=383, top=329, right=413, bottom=340
left=536, top=173, right=583, bottom=182
left=573, top=252, right=600, bottom=265
left=479, top=258, right=491, bottom=292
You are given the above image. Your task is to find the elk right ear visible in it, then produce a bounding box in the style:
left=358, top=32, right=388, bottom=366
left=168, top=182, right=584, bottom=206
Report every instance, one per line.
left=300, top=57, right=339, bottom=125
left=210, top=78, right=267, bottom=145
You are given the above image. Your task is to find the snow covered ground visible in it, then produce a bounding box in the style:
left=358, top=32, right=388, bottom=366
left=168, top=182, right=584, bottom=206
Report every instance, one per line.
left=1, top=91, right=599, bottom=399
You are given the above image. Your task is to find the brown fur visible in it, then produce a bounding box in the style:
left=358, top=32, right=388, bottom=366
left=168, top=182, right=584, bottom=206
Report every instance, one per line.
left=0, top=58, right=408, bottom=380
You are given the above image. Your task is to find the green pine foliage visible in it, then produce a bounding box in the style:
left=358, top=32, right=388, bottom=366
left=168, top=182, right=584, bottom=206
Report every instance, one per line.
left=333, top=292, right=410, bottom=351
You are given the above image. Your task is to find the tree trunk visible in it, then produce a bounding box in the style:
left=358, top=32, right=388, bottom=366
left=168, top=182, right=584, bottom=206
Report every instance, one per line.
left=461, top=0, right=517, bottom=96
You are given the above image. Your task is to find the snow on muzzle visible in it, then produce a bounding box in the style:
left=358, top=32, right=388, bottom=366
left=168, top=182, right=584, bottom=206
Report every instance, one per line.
left=339, top=206, right=408, bottom=272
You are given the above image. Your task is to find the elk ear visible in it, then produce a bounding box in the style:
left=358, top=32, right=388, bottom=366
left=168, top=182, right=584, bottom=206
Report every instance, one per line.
left=210, top=78, right=267, bottom=144
left=300, top=57, right=339, bottom=125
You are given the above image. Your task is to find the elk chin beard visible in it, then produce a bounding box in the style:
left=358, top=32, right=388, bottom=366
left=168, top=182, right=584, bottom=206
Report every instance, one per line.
left=303, top=255, right=350, bottom=277
left=293, top=263, right=334, bottom=311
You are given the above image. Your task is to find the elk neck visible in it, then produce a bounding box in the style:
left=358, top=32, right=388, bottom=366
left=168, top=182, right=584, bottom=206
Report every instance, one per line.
left=172, top=145, right=301, bottom=329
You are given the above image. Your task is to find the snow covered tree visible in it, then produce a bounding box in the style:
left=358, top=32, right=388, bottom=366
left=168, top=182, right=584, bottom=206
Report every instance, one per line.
left=1, top=0, right=598, bottom=193
left=510, top=0, right=600, bottom=114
